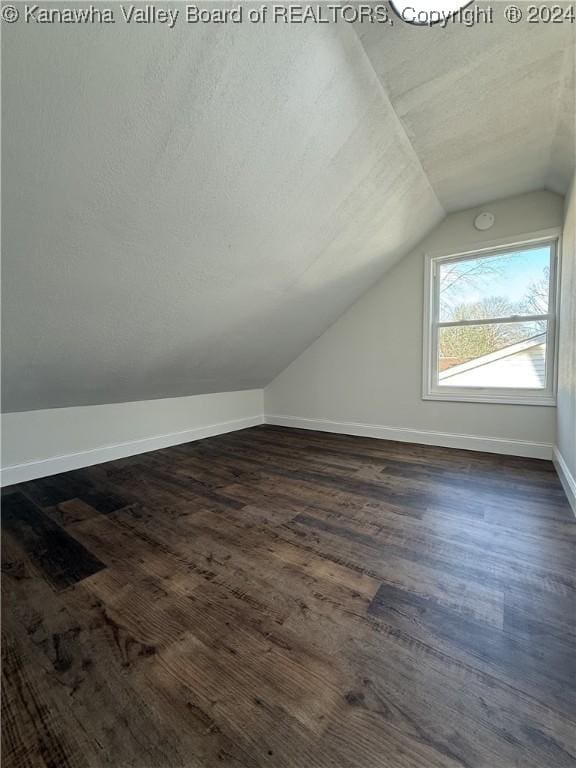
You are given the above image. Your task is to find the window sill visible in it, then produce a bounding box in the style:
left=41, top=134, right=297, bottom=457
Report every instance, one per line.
left=422, top=391, right=557, bottom=407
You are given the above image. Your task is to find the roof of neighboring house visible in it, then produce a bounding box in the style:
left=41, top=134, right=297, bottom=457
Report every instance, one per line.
left=439, top=334, right=547, bottom=385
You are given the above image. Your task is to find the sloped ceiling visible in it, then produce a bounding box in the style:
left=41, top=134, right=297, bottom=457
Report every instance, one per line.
left=2, top=7, right=574, bottom=411
left=357, top=7, right=575, bottom=209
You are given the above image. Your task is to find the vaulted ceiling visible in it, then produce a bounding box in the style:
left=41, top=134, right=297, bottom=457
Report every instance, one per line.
left=2, top=7, right=574, bottom=411
left=357, top=9, right=575, bottom=208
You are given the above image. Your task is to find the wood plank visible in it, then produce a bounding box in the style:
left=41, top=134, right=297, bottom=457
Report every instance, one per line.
left=1, top=493, right=106, bottom=591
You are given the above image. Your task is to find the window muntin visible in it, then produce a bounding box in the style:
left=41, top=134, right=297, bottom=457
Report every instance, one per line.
left=424, top=239, right=558, bottom=405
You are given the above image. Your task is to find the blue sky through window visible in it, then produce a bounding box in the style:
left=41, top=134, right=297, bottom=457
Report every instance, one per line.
left=439, top=245, right=551, bottom=321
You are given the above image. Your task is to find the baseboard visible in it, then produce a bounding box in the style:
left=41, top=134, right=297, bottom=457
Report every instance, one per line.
left=553, top=448, right=576, bottom=516
left=265, top=415, right=553, bottom=460
left=1, top=415, right=264, bottom=487
left=2, top=409, right=560, bottom=485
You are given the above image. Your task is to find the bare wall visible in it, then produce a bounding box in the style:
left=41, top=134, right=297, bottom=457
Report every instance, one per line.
left=1, top=389, right=264, bottom=485
left=265, top=190, right=563, bottom=452
left=557, top=175, right=576, bottom=483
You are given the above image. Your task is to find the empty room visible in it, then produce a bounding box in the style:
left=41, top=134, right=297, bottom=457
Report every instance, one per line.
left=1, top=1, right=575, bottom=766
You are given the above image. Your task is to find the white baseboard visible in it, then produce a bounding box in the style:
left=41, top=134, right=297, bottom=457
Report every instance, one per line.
left=265, top=414, right=553, bottom=460
left=2, top=407, right=562, bottom=486
left=553, top=448, right=576, bottom=516
left=1, top=415, right=263, bottom=487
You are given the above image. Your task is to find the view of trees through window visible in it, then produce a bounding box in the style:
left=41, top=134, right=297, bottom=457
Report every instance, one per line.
left=438, top=246, right=551, bottom=373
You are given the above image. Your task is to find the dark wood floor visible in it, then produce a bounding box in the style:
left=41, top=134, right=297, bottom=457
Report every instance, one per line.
left=2, top=425, right=576, bottom=768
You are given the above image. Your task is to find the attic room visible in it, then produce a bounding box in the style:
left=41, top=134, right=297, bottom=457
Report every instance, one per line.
left=1, top=1, right=575, bottom=767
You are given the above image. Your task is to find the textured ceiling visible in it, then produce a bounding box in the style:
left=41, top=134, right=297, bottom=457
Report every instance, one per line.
left=357, top=4, right=575, bottom=209
left=2, top=6, right=574, bottom=411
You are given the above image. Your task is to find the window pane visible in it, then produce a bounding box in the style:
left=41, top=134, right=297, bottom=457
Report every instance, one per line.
left=438, top=321, right=547, bottom=389
left=438, top=246, right=552, bottom=322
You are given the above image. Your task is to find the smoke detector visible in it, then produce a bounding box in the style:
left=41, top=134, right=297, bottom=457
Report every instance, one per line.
left=474, top=212, right=495, bottom=231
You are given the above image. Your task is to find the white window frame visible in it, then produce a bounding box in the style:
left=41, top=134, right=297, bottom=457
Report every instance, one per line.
left=422, top=229, right=561, bottom=407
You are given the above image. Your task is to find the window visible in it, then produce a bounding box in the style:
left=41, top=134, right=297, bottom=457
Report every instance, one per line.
left=423, top=235, right=559, bottom=405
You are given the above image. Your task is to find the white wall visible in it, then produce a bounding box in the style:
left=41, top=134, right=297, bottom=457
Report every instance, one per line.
left=265, top=190, right=563, bottom=458
left=1, top=389, right=263, bottom=486
left=555, top=175, right=576, bottom=510
left=2, top=190, right=568, bottom=485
